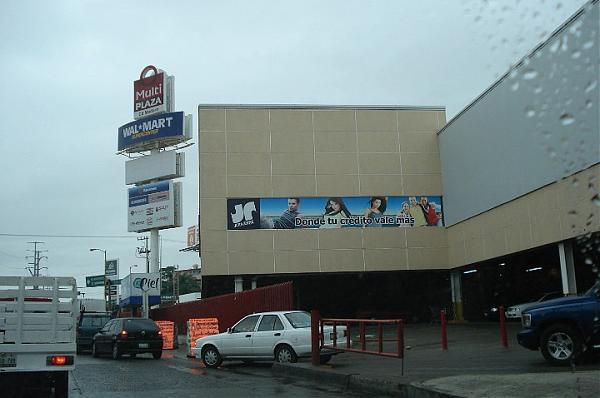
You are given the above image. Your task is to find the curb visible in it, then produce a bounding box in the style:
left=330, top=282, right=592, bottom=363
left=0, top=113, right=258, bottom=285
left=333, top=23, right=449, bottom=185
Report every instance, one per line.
left=271, top=363, right=463, bottom=398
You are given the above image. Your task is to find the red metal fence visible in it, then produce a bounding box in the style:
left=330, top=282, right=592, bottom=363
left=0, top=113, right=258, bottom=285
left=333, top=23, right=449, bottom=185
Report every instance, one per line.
left=311, top=310, right=404, bottom=373
left=151, top=282, right=294, bottom=334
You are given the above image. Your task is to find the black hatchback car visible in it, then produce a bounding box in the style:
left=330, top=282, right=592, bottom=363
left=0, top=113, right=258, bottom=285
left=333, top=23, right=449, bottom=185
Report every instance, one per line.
left=92, top=318, right=163, bottom=359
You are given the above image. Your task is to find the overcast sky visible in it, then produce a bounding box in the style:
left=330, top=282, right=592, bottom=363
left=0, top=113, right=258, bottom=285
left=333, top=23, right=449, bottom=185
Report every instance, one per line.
left=0, top=0, right=588, bottom=298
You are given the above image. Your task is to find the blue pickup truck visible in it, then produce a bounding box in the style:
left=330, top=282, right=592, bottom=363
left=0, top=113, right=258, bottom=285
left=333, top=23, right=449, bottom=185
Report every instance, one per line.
left=517, top=281, right=600, bottom=365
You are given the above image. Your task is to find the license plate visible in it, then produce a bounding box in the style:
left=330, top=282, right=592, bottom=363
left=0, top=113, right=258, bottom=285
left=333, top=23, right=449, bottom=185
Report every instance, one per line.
left=138, top=343, right=148, bottom=349
left=0, top=353, right=16, bottom=368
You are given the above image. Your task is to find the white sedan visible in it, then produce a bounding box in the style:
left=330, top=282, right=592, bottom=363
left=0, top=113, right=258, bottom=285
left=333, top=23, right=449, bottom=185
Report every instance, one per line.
left=505, top=292, right=564, bottom=319
left=193, top=311, right=347, bottom=368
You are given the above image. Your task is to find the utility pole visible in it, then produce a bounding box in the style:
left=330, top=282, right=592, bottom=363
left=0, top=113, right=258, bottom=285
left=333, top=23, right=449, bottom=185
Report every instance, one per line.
left=136, top=236, right=150, bottom=317
left=173, top=265, right=179, bottom=303
left=26, top=241, right=48, bottom=289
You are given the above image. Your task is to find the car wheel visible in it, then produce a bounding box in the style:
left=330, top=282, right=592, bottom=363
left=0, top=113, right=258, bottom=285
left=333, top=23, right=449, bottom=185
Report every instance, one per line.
left=92, top=342, right=99, bottom=358
left=275, top=344, right=297, bottom=363
left=202, top=345, right=222, bottom=368
left=152, top=351, right=162, bottom=360
left=540, top=324, right=582, bottom=365
left=112, top=343, right=121, bottom=360
left=319, top=354, right=332, bottom=365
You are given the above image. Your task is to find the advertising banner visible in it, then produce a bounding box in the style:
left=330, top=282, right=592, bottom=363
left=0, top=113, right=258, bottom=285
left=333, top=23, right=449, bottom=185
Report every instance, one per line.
left=118, top=111, right=190, bottom=152
left=128, top=181, right=179, bottom=232
left=105, top=259, right=119, bottom=281
left=120, top=273, right=161, bottom=306
left=187, top=225, right=199, bottom=247
left=227, top=196, right=444, bottom=231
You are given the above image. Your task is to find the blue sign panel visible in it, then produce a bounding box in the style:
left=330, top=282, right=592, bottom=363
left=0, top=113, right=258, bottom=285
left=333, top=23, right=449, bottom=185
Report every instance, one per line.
left=118, top=111, right=185, bottom=151
left=128, top=181, right=170, bottom=207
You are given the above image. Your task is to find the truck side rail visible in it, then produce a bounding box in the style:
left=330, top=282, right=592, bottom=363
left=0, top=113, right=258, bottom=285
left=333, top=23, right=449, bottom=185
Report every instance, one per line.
left=0, top=276, right=78, bottom=345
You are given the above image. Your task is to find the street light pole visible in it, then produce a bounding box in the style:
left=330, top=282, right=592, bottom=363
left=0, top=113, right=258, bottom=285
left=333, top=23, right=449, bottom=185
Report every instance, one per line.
left=89, top=248, right=110, bottom=312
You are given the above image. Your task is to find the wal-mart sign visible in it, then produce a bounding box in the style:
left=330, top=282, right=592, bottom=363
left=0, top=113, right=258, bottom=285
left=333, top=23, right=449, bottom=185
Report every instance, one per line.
left=117, top=111, right=191, bottom=152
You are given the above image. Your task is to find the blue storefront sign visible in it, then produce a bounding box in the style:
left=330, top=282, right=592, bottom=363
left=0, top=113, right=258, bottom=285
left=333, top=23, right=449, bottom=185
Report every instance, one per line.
left=118, top=111, right=186, bottom=151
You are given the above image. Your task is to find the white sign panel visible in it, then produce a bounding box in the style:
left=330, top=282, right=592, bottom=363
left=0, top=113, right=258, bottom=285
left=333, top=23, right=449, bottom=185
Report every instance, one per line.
left=120, top=273, right=161, bottom=306
left=125, top=150, right=185, bottom=185
left=128, top=181, right=175, bottom=232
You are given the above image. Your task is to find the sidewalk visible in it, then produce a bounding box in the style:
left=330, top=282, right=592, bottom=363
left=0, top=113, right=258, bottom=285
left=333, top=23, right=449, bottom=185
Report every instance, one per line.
left=272, top=323, right=600, bottom=397
left=171, top=323, right=600, bottom=397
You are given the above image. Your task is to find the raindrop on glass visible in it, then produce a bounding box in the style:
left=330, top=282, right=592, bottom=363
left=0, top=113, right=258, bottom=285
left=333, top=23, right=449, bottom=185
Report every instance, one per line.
left=585, top=80, right=598, bottom=93
left=511, top=81, right=520, bottom=91
left=585, top=258, right=594, bottom=265
left=534, top=85, right=543, bottom=94
left=560, top=113, right=574, bottom=126
left=585, top=100, right=593, bottom=109
left=525, top=107, right=536, bottom=118
left=550, top=40, right=560, bottom=53
left=582, top=40, right=594, bottom=50
left=592, top=194, right=600, bottom=206
left=522, top=68, right=538, bottom=80
left=572, top=50, right=582, bottom=59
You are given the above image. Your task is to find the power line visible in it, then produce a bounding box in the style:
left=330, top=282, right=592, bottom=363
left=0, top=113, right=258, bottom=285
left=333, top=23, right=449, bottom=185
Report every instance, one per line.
left=0, top=233, right=134, bottom=238
left=0, top=233, right=185, bottom=244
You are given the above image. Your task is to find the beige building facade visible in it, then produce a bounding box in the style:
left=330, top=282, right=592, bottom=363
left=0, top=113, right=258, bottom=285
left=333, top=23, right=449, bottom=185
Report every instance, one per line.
left=199, top=106, right=449, bottom=277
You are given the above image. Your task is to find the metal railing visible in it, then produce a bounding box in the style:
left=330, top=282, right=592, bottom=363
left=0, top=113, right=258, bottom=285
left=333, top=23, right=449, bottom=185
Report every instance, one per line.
left=311, top=310, right=404, bottom=372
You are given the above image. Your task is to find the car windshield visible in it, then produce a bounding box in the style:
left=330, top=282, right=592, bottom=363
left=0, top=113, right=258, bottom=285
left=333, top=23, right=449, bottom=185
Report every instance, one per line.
left=284, top=312, right=311, bottom=328
left=81, top=315, right=111, bottom=328
left=124, top=319, right=158, bottom=332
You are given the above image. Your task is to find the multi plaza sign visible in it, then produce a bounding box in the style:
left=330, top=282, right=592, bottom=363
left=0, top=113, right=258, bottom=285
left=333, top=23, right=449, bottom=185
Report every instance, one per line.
left=133, top=65, right=173, bottom=119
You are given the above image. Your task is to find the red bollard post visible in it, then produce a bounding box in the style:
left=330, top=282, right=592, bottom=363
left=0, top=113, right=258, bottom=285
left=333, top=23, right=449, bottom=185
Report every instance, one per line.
left=441, top=309, right=448, bottom=350
left=311, top=310, right=320, bottom=366
left=499, top=305, right=508, bottom=347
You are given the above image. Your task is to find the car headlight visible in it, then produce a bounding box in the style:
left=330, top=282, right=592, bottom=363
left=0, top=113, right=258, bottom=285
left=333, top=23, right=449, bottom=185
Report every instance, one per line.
left=522, top=314, right=531, bottom=327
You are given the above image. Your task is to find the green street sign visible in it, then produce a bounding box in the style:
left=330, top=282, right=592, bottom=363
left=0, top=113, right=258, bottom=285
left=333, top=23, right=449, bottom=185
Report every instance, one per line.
left=86, top=275, right=105, bottom=287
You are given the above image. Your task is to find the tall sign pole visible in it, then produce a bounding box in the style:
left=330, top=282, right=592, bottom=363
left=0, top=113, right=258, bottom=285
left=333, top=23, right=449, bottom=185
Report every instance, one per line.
left=118, top=65, right=192, bottom=318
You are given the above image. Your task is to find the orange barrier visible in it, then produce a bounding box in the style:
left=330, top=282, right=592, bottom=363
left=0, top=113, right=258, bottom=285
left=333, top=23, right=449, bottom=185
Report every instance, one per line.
left=155, top=320, right=175, bottom=350
left=187, top=318, right=219, bottom=357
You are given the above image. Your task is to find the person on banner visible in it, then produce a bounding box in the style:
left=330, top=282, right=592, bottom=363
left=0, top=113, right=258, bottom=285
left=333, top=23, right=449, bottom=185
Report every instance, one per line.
left=363, top=196, right=387, bottom=227
left=409, top=196, right=427, bottom=226
left=420, top=196, right=441, bottom=226
left=420, top=196, right=440, bottom=226
left=273, top=198, right=301, bottom=229
left=321, top=197, right=352, bottom=229
left=397, top=201, right=415, bottom=227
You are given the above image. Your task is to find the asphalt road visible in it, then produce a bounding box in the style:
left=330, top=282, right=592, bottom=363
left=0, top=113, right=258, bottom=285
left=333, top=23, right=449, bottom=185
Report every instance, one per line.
left=71, top=352, right=361, bottom=398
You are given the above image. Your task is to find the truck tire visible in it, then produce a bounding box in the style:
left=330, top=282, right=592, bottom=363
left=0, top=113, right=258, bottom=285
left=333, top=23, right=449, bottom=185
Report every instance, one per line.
left=540, top=324, right=582, bottom=366
left=53, top=371, right=69, bottom=398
